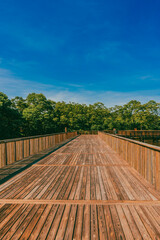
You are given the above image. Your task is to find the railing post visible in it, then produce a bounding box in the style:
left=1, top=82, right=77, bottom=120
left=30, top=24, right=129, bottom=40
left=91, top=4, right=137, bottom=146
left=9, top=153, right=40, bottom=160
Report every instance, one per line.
left=14, top=141, right=16, bottom=162
left=156, top=151, right=160, bottom=190
left=5, top=142, right=7, bottom=166
left=22, top=140, right=24, bottom=159
left=29, top=139, right=30, bottom=156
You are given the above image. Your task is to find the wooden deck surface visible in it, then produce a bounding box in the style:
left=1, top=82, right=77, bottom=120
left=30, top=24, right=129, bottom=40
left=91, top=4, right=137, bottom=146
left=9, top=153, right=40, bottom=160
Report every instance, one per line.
left=0, top=135, right=160, bottom=239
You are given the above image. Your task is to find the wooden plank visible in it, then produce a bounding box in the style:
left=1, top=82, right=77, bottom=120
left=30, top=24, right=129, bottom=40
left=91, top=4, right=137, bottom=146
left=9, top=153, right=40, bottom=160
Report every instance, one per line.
left=73, top=205, right=84, bottom=239
left=0, top=204, right=28, bottom=238
left=46, top=205, right=65, bottom=239
left=103, top=205, right=116, bottom=239
left=116, top=205, right=134, bottom=239
left=97, top=205, right=108, bottom=239
left=109, top=205, right=125, bottom=239
left=28, top=204, right=52, bottom=240
left=3, top=204, right=34, bottom=240
left=82, top=205, right=90, bottom=240
left=55, top=204, right=71, bottom=239
left=90, top=205, right=99, bottom=240
left=129, top=205, right=152, bottom=239
left=37, top=204, right=59, bottom=240
left=0, top=135, right=160, bottom=239
left=134, top=205, right=160, bottom=239
left=64, top=204, right=77, bottom=239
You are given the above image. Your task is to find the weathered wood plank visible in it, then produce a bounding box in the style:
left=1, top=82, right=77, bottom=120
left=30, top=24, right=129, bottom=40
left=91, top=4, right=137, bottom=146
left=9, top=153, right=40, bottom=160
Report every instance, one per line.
left=0, top=135, right=160, bottom=239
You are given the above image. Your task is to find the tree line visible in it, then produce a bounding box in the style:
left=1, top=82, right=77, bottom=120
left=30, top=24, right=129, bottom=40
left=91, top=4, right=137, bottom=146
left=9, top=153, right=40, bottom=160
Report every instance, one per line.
left=0, top=92, right=160, bottom=140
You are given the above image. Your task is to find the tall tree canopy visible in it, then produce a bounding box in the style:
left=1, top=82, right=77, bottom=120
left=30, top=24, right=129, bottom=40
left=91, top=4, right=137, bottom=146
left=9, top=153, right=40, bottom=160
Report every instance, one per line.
left=0, top=92, right=160, bottom=139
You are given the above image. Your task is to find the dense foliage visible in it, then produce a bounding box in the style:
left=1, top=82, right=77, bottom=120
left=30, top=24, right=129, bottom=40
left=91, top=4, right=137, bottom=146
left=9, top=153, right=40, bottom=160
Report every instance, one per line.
left=0, top=92, right=160, bottom=139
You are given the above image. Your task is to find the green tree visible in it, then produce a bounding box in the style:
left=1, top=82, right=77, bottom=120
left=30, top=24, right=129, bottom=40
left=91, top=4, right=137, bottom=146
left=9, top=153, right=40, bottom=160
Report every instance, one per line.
left=0, top=91, right=160, bottom=139
left=0, top=92, right=23, bottom=139
left=22, top=93, right=56, bottom=135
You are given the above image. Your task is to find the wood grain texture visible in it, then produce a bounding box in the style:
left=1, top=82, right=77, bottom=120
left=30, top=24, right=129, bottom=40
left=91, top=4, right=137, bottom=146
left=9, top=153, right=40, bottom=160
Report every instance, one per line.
left=0, top=135, right=160, bottom=239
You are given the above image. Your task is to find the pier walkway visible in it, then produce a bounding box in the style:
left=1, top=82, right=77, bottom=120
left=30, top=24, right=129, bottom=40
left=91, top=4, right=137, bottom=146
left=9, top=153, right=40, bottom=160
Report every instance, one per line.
left=0, top=135, right=160, bottom=239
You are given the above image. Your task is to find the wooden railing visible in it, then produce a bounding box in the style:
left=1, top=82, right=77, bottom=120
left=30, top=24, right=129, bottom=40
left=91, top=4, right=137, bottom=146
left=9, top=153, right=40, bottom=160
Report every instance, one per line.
left=98, top=131, right=160, bottom=191
left=118, top=130, right=160, bottom=137
left=0, top=132, right=77, bottom=168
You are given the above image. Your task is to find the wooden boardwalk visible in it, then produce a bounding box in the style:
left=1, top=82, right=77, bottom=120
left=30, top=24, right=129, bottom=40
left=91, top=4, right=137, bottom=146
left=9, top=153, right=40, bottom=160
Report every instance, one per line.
left=0, top=135, right=160, bottom=239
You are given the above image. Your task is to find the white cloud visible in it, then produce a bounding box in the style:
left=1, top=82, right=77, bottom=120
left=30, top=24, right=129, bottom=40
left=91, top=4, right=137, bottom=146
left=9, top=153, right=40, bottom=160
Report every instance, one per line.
left=0, top=68, right=13, bottom=77
left=46, top=89, right=160, bottom=107
left=139, top=75, right=152, bottom=80
left=0, top=67, right=159, bottom=107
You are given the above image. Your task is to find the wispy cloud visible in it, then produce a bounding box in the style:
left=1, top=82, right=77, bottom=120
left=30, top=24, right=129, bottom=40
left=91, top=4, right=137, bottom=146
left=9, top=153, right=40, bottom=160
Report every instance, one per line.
left=0, top=68, right=13, bottom=77
left=137, top=75, right=160, bottom=82
left=0, top=68, right=159, bottom=107
left=139, top=75, right=152, bottom=80
left=67, top=83, right=84, bottom=88
left=0, top=68, right=59, bottom=97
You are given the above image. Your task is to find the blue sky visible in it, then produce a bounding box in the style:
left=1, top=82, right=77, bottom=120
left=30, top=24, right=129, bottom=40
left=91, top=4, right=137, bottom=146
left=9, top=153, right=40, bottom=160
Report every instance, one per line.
left=0, top=0, right=160, bottom=106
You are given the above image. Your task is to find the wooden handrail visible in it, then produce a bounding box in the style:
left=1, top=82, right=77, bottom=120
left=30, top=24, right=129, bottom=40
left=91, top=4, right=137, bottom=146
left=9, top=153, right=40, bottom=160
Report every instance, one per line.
left=0, top=131, right=77, bottom=143
left=102, top=132, right=160, bottom=152
left=118, top=130, right=160, bottom=137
